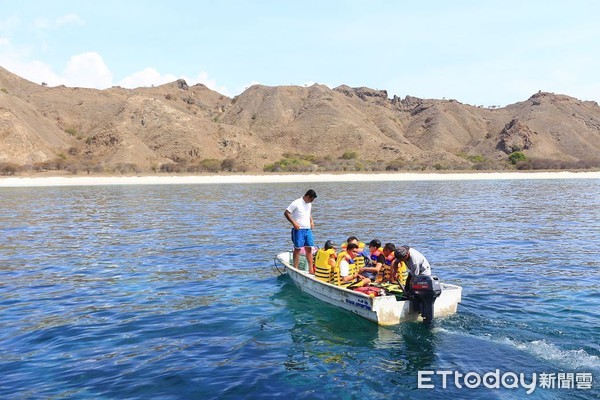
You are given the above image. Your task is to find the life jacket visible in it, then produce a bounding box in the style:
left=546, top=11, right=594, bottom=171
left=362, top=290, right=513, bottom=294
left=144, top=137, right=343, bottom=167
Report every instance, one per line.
left=369, top=248, right=383, bottom=263
left=340, top=242, right=366, bottom=269
left=378, top=252, right=396, bottom=282
left=396, top=260, right=409, bottom=287
left=353, top=251, right=366, bottom=270
left=368, top=248, right=384, bottom=282
left=314, top=248, right=336, bottom=283
left=380, top=259, right=408, bottom=286
left=341, top=242, right=366, bottom=252
left=334, top=251, right=357, bottom=287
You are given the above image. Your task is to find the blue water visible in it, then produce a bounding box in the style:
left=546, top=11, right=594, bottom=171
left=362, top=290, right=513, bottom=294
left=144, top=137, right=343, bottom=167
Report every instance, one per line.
left=1, top=179, right=598, bottom=399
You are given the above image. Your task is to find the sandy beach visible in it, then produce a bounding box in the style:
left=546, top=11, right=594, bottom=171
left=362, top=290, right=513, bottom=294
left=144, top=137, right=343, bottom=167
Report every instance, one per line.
left=1, top=171, right=599, bottom=187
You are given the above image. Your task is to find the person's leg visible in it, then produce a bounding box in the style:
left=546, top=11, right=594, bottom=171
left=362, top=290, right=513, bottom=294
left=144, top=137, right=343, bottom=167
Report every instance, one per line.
left=291, top=228, right=301, bottom=269
left=304, top=229, right=315, bottom=274
left=304, top=246, right=314, bottom=274
left=292, top=247, right=301, bottom=269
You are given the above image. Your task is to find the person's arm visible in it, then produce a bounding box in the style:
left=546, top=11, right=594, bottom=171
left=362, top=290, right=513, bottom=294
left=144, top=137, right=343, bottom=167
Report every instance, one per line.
left=284, top=209, right=300, bottom=230
left=390, top=260, right=399, bottom=283
left=361, top=254, right=384, bottom=274
left=328, top=255, right=337, bottom=269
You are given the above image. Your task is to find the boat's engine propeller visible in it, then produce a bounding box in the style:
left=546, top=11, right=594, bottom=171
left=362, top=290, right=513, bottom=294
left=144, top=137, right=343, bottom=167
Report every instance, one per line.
left=408, top=275, right=442, bottom=324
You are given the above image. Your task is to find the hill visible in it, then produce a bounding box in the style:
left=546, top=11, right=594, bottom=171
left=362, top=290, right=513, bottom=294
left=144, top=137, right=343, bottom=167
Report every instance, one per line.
left=1, top=66, right=599, bottom=174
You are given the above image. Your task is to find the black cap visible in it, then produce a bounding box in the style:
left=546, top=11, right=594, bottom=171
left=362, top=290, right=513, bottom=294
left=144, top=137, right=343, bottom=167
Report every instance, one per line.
left=324, top=240, right=335, bottom=250
left=368, top=239, right=381, bottom=248
left=305, top=189, right=317, bottom=199
left=394, top=245, right=410, bottom=259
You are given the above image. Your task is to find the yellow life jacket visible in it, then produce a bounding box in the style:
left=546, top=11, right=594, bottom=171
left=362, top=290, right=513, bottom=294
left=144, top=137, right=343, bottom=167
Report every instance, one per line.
left=378, top=252, right=396, bottom=283
left=396, top=260, right=409, bottom=287
left=341, top=241, right=366, bottom=251
left=341, top=242, right=366, bottom=270
left=314, top=248, right=336, bottom=283
left=354, top=253, right=366, bottom=270
left=334, top=251, right=358, bottom=287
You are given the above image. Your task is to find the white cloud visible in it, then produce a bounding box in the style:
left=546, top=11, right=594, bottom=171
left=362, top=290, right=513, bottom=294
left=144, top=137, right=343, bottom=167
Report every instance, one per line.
left=63, top=52, right=112, bottom=88
left=118, top=67, right=178, bottom=88
left=118, top=68, right=231, bottom=96
left=0, top=38, right=51, bottom=85
left=239, top=80, right=261, bottom=93
left=0, top=15, right=21, bottom=32
left=33, top=13, right=84, bottom=30
left=189, top=71, right=230, bottom=96
left=56, top=13, right=84, bottom=27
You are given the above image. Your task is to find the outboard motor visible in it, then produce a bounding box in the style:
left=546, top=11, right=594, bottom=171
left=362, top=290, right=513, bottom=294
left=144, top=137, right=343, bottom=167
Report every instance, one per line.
left=409, top=275, right=442, bottom=324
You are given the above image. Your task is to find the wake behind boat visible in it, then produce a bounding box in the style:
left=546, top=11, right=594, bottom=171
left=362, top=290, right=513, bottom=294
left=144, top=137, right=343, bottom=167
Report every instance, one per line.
left=274, top=251, right=462, bottom=326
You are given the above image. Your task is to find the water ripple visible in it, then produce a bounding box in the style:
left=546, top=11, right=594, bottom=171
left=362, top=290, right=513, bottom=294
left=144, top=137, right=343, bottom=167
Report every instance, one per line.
left=1, top=180, right=599, bottom=399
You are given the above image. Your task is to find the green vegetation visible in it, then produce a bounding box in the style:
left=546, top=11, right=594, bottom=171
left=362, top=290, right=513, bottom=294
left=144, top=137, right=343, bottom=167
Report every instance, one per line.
left=385, top=159, right=404, bottom=171
left=0, top=162, right=18, bottom=175
left=340, top=151, right=358, bottom=160
left=263, top=157, right=314, bottom=172
left=1, top=88, right=8, bottom=94
left=458, top=153, right=486, bottom=163
left=4, top=151, right=599, bottom=177
left=259, top=151, right=600, bottom=173
left=159, top=157, right=247, bottom=173
left=64, top=127, right=78, bottom=136
left=508, top=151, right=527, bottom=165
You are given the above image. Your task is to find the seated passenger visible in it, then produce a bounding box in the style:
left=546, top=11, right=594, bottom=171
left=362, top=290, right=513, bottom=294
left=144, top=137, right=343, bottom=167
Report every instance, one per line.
left=314, top=240, right=337, bottom=283
left=335, top=242, right=370, bottom=288
left=377, top=243, right=398, bottom=283
left=359, top=239, right=384, bottom=282
left=341, top=236, right=367, bottom=272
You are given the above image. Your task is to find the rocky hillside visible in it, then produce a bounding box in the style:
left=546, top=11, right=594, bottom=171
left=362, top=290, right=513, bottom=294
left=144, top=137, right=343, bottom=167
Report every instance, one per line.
left=1, top=66, right=599, bottom=174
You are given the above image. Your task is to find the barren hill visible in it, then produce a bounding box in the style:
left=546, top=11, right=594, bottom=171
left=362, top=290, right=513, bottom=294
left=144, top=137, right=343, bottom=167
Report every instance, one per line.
left=1, top=66, right=599, bottom=174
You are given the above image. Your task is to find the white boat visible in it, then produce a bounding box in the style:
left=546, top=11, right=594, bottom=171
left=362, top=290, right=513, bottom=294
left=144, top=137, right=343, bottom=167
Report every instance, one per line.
left=274, top=251, right=462, bottom=326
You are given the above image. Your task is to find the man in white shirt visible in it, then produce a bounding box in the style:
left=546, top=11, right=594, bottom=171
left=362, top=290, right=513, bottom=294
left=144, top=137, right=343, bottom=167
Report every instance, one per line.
left=284, top=189, right=317, bottom=274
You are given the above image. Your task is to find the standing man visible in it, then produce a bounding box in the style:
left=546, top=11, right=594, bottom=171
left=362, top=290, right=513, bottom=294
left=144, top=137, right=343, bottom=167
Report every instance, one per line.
left=393, top=245, right=431, bottom=290
left=284, top=189, right=317, bottom=274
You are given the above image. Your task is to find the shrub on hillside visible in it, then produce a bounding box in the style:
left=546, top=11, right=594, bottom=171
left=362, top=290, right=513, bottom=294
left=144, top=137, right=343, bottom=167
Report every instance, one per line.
left=263, top=157, right=315, bottom=172
left=113, top=163, right=140, bottom=174
left=340, top=151, right=358, bottom=160
left=0, top=162, right=19, bottom=175
left=508, top=151, right=527, bottom=165
left=516, top=158, right=600, bottom=170
left=385, top=159, right=404, bottom=171
left=33, top=158, right=68, bottom=171
left=199, top=159, right=222, bottom=173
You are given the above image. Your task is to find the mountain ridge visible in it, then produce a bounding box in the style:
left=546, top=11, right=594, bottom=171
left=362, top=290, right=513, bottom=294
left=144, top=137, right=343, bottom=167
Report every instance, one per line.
left=1, top=66, right=599, bottom=174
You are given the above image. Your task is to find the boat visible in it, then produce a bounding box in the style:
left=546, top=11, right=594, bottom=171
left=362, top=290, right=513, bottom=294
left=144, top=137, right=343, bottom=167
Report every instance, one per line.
left=274, top=251, right=462, bottom=326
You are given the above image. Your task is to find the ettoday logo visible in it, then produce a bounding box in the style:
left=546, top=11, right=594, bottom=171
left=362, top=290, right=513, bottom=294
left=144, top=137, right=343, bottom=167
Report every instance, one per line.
left=418, top=370, right=593, bottom=394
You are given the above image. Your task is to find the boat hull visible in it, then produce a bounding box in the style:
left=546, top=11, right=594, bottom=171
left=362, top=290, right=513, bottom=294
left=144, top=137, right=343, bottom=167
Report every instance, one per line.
left=276, top=251, right=462, bottom=326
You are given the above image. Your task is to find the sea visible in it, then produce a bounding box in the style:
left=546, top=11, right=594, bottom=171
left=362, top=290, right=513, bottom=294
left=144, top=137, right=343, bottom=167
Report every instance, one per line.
left=0, top=178, right=598, bottom=399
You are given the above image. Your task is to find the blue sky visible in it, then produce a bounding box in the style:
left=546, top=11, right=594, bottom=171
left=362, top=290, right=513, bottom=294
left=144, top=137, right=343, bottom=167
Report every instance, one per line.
left=1, top=0, right=599, bottom=106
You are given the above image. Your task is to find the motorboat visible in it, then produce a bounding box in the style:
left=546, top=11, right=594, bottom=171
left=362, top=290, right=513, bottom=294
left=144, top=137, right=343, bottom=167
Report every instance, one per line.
left=274, top=251, right=462, bottom=326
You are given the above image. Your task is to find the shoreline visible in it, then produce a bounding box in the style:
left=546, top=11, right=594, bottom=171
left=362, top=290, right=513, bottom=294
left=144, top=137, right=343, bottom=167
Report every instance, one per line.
left=1, top=171, right=599, bottom=187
